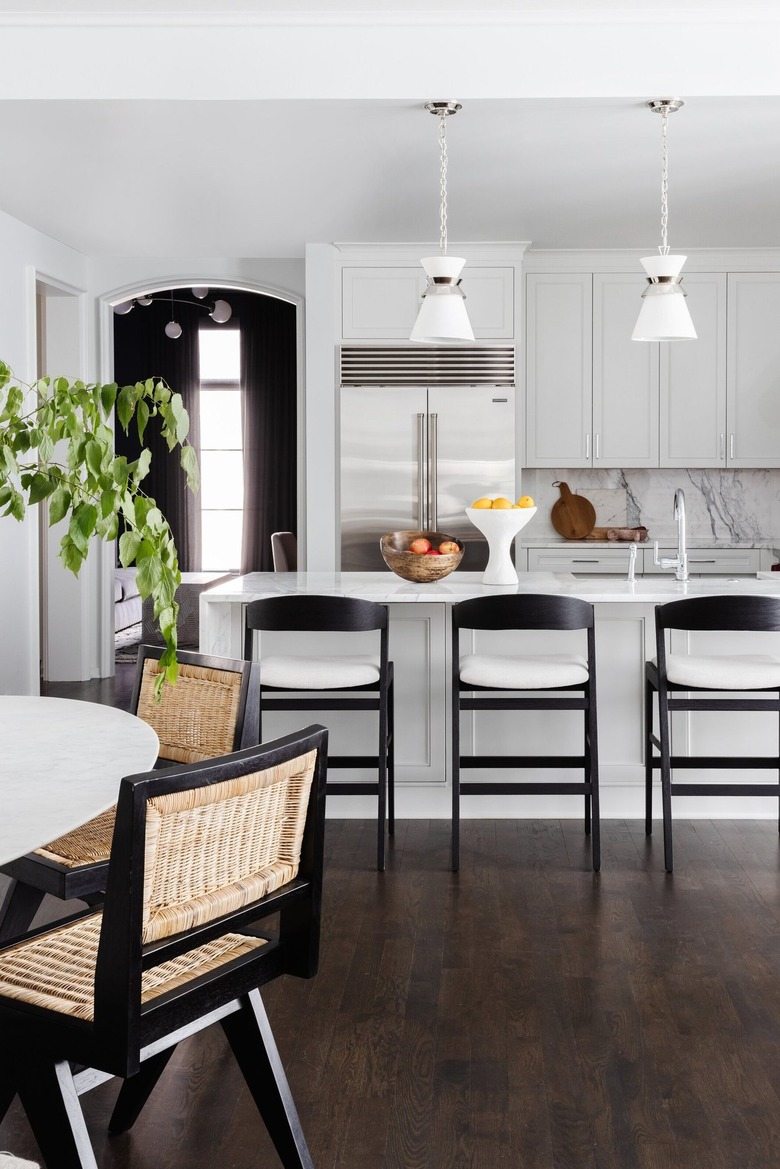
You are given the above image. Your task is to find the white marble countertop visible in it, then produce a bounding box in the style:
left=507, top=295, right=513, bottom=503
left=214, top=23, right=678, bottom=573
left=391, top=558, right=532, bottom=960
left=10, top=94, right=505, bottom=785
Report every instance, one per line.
left=0, top=696, right=159, bottom=866
left=201, top=570, right=780, bottom=606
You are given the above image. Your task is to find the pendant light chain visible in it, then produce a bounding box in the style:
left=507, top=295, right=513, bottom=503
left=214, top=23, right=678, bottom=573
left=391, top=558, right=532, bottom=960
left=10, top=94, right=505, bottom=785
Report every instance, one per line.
left=438, top=111, right=449, bottom=257
left=659, top=108, right=670, bottom=255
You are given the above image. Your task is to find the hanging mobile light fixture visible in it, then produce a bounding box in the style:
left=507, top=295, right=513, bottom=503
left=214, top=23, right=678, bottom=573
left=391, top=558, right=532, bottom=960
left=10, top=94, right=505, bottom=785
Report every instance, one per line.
left=112, top=286, right=233, bottom=339
left=632, top=99, right=696, bottom=341
left=410, top=100, right=474, bottom=344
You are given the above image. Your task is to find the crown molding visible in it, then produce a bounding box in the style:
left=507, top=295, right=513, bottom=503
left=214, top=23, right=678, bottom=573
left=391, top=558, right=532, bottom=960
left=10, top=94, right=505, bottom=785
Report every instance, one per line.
left=523, top=247, right=780, bottom=272
left=333, top=241, right=531, bottom=262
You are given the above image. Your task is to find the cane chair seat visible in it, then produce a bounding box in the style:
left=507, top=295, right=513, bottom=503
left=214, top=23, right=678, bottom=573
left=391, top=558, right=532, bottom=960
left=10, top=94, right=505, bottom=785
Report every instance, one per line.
left=0, top=914, right=266, bottom=1021
left=0, top=648, right=261, bottom=941
left=459, top=652, right=589, bottom=691
left=260, top=655, right=381, bottom=690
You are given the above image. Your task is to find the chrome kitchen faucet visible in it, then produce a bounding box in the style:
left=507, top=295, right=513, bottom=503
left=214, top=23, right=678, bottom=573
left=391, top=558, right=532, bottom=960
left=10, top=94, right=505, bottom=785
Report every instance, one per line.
left=653, top=488, right=689, bottom=582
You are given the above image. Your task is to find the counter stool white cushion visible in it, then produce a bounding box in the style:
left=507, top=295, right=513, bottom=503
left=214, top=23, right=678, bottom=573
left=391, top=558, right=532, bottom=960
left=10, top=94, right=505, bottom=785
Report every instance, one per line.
left=664, top=652, right=780, bottom=690
left=260, top=655, right=381, bottom=690
left=451, top=593, right=600, bottom=873
left=645, top=594, right=780, bottom=873
left=459, top=653, right=589, bottom=691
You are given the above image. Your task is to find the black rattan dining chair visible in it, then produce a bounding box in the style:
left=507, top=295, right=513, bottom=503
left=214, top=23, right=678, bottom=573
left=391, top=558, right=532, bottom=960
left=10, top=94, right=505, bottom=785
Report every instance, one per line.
left=0, top=724, right=328, bottom=1169
left=452, top=593, right=600, bottom=872
left=645, top=594, right=780, bottom=872
left=0, top=645, right=261, bottom=941
left=244, top=594, right=394, bottom=870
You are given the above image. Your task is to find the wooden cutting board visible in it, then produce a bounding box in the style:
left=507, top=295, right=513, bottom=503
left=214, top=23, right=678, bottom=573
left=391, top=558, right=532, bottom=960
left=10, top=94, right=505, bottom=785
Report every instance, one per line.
left=551, top=482, right=596, bottom=540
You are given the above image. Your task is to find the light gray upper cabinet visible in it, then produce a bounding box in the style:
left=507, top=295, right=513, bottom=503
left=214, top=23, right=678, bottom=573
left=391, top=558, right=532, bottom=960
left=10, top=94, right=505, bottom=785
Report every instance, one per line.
left=726, top=273, right=780, bottom=468
left=341, top=265, right=515, bottom=340
left=526, top=271, right=658, bottom=468
left=593, top=274, right=659, bottom=467
left=526, top=269, right=732, bottom=469
left=525, top=272, right=592, bottom=467
left=660, top=272, right=727, bottom=467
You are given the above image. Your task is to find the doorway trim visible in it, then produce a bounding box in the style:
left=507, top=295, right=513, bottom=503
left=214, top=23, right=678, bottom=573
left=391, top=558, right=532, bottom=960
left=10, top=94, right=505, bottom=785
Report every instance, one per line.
left=97, top=276, right=305, bottom=678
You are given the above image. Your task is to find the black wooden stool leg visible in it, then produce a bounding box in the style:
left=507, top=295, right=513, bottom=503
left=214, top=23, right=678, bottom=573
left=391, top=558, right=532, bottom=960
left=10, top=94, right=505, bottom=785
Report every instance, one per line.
left=16, top=1058, right=98, bottom=1169
left=0, top=879, right=46, bottom=942
left=387, top=671, right=395, bottom=836
left=452, top=682, right=461, bottom=873
left=583, top=705, right=591, bottom=836
left=588, top=686, right=601, bottom=872
left=221, top=990, right=314, bottom=1169
left=108, top=1046, right=177, bottom=1133
left=0, top=1061, right=16, bottom=1124
left=658, top=684, right=674, bottom=873
left=645, top=676, right=655, bottom=836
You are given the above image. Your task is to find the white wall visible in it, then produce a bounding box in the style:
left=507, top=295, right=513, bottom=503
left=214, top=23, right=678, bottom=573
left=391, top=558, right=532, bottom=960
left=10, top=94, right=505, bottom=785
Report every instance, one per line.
left=0, top=208, right=88, bottom=695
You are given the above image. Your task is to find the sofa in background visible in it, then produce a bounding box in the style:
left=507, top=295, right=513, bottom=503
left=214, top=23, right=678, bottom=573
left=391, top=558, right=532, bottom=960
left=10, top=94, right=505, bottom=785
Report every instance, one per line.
left=115, top=568, right=142, bottom=632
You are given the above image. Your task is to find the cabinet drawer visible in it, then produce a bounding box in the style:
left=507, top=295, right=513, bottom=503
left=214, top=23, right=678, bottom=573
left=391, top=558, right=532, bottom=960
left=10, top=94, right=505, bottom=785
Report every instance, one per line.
left=642, top=547, right=760, bottom=575
left=527, top=547, right=634, bottom=574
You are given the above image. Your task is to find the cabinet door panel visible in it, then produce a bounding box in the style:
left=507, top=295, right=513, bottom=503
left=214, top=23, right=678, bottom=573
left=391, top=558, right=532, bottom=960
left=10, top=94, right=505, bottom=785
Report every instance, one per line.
left=342, top=265, right=514, bottom=340
left=525, top=273, right=592, bottom=467
left=660, top=273, right=726, bottom=467
left=593, top=274, right=659, bottom=467
left=727, top=274, right=780, bottom=468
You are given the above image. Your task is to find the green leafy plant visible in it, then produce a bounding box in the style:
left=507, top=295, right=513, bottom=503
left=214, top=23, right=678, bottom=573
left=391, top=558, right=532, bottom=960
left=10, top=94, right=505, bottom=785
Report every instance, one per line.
left=0, top=360, right=199, bottom=692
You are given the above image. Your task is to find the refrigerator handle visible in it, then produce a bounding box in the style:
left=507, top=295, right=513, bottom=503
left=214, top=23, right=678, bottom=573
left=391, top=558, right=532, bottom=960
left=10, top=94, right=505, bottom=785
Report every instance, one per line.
left=429, top=413, right=438, bottom=532
left=416, top=413, right=426, bottom=528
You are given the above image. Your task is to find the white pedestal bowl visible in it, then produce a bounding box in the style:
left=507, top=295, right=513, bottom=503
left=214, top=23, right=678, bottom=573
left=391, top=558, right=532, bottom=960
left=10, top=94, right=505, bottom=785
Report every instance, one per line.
left=465, top=506, right=537, bottom=585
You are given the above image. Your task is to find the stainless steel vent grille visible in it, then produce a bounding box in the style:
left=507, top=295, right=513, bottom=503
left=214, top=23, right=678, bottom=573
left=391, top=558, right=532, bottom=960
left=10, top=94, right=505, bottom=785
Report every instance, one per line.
left=339, top=345, right=515, bottom=386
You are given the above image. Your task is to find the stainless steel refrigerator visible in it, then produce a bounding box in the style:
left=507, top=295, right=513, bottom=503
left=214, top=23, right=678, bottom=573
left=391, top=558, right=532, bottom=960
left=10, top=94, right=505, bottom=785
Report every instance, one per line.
left=340, top=384, right=516, bottom=571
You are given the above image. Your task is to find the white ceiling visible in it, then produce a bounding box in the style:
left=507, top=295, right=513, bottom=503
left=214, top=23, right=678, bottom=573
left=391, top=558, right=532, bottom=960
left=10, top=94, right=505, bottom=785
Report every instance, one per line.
left=0, top=5, right=778, bottom=258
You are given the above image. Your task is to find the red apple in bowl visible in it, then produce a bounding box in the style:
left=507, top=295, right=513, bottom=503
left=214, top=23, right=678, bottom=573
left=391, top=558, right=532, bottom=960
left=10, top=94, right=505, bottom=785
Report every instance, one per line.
left=425, top=548, right=441, bottom=555
left=409, top=537, right=432, bottom=554
left=438, top=540, right=459, bottom=554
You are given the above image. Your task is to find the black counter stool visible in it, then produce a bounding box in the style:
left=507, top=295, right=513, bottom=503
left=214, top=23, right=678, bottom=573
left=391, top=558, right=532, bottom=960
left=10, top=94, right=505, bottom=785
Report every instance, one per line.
left=645, top=594, right=780, bottom=872
left=244, top=594, right=394, bottom=870
left=451, top=593, right=599, bottom=872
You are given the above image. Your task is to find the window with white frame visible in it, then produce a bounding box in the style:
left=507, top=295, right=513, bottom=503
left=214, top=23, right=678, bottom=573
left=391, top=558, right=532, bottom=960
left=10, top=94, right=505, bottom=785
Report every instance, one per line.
left=198, top=328, right=243, bottom=571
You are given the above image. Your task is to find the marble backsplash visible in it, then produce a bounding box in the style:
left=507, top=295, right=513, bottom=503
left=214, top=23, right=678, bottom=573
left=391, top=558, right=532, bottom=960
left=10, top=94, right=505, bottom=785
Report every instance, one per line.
left=519, top=468, right=780, bottom=543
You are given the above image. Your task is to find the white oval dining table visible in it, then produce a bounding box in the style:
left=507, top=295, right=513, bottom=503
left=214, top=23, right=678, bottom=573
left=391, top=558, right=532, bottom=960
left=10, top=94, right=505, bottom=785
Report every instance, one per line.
left=0, top=696, right=159, bottom=866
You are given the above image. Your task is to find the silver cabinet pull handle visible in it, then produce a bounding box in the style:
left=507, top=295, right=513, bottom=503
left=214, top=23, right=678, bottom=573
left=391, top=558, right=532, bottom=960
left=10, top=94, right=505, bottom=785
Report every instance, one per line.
left=720, top=433, right=725, bottom=460
left=417, top=413, right=426, bottom=529
left=595, top=433, right=600, bottom=460
left=690, top=559, right=717, bottom=564
left=429, top=413, right=438, bottom=532
left=585, top=433, right=590, bottom=461
left=730, top=433, right=735, bottom=460
left=572, top=559, right=599, bottom=563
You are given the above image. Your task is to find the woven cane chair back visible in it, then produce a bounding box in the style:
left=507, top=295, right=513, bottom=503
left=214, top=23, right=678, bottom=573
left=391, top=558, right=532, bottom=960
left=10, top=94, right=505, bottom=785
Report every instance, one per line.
left=141, top=747, right=318, bottom=943
left=137, top=656, right=246, bottom=764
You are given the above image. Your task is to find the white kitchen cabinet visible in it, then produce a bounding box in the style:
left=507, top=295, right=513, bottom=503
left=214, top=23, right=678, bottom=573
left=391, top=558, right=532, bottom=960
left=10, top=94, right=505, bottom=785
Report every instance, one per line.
left=660, top=273, right=727, bottom=467
left=642, top=547, right=761, bottom=575
left=342, top=265, right=514, bottom=340
left=527, top=546, right=635, bottom=575
left=726, top=273, right=780, bottom=468
left=525, top=273, right=592, bottom=467
left=527, top=544, right=763, bottom=577
left=526, top=272, right=658, bottom=468
left=593, top=274, right=659, bottom=467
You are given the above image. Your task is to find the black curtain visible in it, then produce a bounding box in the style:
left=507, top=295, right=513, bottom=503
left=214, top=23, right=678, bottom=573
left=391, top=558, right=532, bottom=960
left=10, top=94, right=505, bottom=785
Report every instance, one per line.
left=113, top=296, right=202, bottom=571
left=237, top=293, right=297, bottom=573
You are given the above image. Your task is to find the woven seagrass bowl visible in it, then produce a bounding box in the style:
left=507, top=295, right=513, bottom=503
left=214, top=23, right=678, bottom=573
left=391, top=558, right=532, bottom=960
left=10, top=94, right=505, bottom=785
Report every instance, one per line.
left=380, top=531, right=464, bottom=582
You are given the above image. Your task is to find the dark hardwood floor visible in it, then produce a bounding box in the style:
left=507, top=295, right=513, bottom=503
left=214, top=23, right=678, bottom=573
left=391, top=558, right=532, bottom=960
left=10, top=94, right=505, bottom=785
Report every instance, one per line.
left=3, top=672, right=780, bottom=1165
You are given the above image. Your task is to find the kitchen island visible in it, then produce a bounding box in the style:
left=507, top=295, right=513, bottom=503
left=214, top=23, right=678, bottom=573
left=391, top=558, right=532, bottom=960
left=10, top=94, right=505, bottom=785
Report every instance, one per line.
left=201, top=571, right=780, bottom=820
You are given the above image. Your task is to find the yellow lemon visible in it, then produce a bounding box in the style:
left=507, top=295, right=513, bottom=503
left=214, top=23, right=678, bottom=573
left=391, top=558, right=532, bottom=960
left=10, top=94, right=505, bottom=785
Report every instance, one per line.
left=517, top=495, right=535, bottom=508
left=491, top=497, right=513, bottom=509
left=471, top=497, right=493, bottom=509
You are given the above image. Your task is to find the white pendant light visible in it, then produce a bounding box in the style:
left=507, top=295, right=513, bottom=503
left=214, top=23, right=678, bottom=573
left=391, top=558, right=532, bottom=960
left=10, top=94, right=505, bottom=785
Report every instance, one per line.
left=411, top=101, right=474, bottom=345
left=632, top=98, right=697, bottom=342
